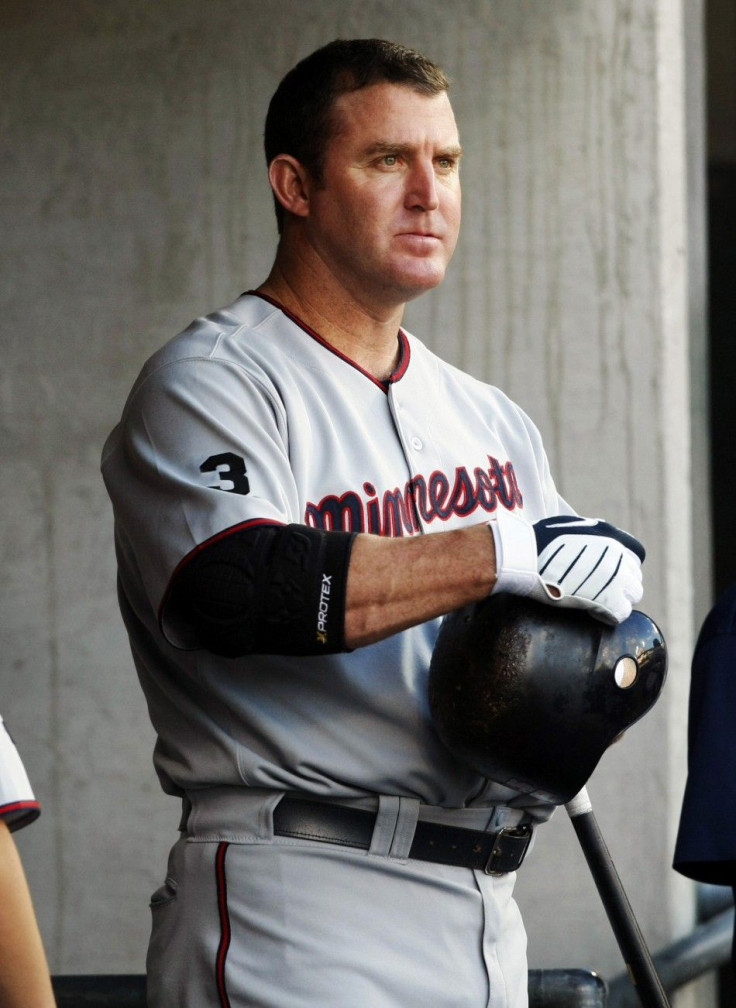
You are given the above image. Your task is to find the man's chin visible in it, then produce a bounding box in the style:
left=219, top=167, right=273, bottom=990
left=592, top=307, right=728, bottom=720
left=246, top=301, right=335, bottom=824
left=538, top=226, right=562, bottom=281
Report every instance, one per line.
left=392, top=262, right=448, bottom=300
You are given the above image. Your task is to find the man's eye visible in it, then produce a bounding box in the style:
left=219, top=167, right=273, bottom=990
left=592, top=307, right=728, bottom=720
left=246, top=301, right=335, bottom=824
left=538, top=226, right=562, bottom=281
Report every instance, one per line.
left=382, top=154, right=398, bottom=166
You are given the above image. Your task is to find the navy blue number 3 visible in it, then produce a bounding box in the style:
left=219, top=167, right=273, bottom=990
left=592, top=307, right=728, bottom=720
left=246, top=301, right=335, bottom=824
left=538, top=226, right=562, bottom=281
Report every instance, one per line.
left=200, top=453, right=250, bottom=495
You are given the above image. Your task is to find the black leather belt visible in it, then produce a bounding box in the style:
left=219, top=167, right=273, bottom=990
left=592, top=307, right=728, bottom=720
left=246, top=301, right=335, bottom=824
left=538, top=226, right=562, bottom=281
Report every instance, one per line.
left=273, top=797, right=532, bottom=875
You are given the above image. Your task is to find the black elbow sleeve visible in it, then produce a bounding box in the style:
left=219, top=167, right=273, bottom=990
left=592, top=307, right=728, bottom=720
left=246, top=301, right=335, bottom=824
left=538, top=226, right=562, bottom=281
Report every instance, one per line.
left=164, top=524, right=356, bottom=658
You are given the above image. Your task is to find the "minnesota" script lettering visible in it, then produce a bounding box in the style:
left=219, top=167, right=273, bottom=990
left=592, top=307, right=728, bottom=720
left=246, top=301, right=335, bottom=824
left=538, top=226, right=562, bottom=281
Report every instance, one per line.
left=304, top=455, right=522, bottom=536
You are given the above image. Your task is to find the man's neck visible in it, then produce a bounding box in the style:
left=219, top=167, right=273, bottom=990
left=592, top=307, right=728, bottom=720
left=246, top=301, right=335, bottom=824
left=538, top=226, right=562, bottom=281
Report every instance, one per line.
left=257, top=253, right=405, bottom=383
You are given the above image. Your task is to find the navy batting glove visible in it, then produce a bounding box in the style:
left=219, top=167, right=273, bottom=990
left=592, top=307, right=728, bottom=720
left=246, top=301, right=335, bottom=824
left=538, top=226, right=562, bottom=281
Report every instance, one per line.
left=533, top=516, right=645, bottom=564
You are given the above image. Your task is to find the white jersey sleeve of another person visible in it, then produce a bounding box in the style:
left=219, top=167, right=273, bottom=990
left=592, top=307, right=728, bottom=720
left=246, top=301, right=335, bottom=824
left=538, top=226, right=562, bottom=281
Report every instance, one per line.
left=0, top=715, right=40, bottom=832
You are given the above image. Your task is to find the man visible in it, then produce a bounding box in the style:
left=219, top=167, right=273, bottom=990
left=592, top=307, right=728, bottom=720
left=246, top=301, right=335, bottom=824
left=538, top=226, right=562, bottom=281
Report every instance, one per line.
left=673, top=581, right=736, bottom=972
left=102, top=39, right=645, bottom=1008
left=0, top=714, right=56, bottom=1008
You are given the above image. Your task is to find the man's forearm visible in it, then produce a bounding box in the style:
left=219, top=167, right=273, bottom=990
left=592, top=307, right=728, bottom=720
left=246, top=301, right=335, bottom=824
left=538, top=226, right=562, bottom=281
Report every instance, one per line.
left=344, top=522, right=496, bottom=648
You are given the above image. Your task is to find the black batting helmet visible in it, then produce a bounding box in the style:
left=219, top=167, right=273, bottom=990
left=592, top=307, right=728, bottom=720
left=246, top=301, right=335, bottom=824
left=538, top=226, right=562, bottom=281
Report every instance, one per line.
left=428, top=594, right=667, bottom=805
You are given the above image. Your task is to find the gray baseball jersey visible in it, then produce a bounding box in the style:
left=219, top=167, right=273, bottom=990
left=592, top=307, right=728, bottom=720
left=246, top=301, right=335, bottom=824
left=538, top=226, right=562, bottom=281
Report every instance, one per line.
left=103, top=292, right=567, bottom=810
left=102, top=292, right=569, bottom=1007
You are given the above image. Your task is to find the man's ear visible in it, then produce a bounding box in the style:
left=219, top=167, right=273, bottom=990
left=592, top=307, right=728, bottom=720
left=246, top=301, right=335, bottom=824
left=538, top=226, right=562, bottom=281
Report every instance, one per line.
left=268, top=155, right=312, bottom=219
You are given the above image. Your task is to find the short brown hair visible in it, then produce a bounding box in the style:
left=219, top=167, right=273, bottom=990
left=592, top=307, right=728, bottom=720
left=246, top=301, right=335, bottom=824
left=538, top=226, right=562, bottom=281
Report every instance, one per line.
left=264, top=39, right=450, bottom=231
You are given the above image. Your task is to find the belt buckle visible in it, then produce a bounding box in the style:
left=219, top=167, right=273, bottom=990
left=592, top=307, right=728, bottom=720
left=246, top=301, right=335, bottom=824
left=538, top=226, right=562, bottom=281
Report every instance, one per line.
left=484, top=823, right=533, bottom=876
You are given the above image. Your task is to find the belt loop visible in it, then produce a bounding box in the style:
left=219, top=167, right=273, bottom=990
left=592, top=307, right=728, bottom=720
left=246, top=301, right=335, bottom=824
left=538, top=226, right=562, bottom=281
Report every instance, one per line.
left=368, top=796, right=400, bottom=856
left=367, top=796, right=420, bottom=860
left=389, top=797, right=420, bottom=861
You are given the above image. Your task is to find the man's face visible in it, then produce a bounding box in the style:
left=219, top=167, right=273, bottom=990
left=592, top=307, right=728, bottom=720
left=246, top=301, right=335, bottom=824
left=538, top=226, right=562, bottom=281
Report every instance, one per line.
left=304, top=82, right=462, bottom=310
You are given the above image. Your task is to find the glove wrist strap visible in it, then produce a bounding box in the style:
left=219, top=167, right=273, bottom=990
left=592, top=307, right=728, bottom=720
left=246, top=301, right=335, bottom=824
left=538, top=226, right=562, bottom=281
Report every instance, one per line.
left=489, top=511, right=542, bottom=597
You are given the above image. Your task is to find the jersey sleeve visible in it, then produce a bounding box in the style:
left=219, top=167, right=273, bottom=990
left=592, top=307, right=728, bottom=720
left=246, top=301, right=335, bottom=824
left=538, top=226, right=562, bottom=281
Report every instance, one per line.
left=0, top=715, right=40, bottom=832
left=102, top=356, right=301, bottom=645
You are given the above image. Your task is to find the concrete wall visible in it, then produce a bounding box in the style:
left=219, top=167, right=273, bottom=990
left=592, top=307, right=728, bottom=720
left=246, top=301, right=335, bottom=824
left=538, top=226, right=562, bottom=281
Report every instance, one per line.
left=0, top=0, right=708, bottom=998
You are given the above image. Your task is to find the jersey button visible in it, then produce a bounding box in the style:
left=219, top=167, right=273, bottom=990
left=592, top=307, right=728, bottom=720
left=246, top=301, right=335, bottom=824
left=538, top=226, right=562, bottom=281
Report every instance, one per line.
left=411, top=436, right=423, bottom=451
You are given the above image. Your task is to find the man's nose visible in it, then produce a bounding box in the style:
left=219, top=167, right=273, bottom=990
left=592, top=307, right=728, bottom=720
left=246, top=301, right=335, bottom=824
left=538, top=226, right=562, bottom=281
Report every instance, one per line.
left=405, top=160, right=440, bottom=211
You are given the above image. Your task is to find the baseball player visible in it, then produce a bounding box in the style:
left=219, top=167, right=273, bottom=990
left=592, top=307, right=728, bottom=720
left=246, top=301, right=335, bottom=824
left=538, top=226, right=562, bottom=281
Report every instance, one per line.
left=673, top=580, right=736, bottom=970
left=102, top=39, right=645, bottom=1008
left=0, top=714, right=56, bottom=1008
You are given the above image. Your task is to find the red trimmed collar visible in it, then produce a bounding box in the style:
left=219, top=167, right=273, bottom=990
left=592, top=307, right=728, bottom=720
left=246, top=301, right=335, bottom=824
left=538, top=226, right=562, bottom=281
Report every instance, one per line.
left=248, top=290, right=410, bottom=391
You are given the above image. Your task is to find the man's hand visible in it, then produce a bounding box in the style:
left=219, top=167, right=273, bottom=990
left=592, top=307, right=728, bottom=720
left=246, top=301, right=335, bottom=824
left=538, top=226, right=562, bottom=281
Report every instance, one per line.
left=489, top=511, right=645, bottom=624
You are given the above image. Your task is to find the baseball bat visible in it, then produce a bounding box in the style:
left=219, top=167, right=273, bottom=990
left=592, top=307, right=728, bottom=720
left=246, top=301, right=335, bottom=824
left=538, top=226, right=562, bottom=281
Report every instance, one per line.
left=565, top=788, right=671, bottom=1008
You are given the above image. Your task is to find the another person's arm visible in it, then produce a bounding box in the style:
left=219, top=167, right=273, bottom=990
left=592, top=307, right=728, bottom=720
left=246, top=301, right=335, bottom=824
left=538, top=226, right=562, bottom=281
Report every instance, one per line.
left=0, top=819, right=56, bottom=1008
